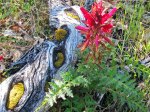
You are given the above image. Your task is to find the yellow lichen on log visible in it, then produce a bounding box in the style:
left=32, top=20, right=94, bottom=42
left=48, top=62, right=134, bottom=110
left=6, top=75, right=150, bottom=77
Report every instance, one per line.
left=55, top=29, right=67, bottom=41
left=66, top=12, right=80, bottom=21
left=54, top=52, right=64, bottom=68
left=7, top=82, right=24, bottom=110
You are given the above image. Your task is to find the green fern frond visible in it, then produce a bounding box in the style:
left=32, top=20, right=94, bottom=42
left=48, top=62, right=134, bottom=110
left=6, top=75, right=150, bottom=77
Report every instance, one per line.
left=36, top=71, right=88, bottom=111
left=77, top=61, right=148, bottom=112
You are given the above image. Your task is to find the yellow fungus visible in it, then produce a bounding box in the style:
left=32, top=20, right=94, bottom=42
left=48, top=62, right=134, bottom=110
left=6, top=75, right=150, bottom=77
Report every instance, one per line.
left=55, top=29, right=67, bottom=41
left=54, top=52, right=64, bottom=68
left=7, top=82, right=24, bottom=110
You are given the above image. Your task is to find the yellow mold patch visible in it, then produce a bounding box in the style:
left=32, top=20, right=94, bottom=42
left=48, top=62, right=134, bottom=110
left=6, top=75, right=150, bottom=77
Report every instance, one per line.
left=54, top=52, right=64, bottom=68
left=7, top=82, right=24, bottom=110
left=55, top=29, right=67, bottom=41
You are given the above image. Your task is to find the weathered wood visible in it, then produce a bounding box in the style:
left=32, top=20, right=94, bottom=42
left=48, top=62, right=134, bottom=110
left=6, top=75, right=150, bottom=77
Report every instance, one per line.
left=141, top=55, right=150, bottom=67
left=0, top=0, right=84, bottom=111
left=0, top=41, right=56, bottom=112
left=84, top=0, right=94, bottom=10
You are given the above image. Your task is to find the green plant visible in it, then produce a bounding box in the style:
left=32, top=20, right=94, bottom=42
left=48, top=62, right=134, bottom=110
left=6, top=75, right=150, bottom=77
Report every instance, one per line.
left=75, top=51, right=148, bottom=112
left=115, top=1, right=145, bottom=59
left=62, top=92, right=96, bottom=112
left=36, top=70, right=88, bottom=111
left=38, top=48, right=148, bottom=112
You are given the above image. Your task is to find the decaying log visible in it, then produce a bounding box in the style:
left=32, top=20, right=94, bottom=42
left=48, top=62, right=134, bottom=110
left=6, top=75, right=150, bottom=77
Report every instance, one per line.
left=84, top=0, right=94, bottom=10
left=0, top=41, right=56, bottom=112
left=0, top=0, right=84, bottom=111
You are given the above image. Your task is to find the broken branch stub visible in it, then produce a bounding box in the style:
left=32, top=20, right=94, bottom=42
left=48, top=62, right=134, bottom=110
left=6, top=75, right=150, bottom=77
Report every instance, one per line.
left=0, top=0, right=84, bottom=111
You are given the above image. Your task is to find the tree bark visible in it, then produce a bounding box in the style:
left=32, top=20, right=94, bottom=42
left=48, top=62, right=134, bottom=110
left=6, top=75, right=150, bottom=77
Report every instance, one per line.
left=0, top=0, right=84, bottom=111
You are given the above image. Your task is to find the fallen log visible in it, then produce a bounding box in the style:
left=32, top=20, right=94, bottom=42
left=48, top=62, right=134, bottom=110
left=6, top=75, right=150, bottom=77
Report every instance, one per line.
left=0, top=0, right=89, bottom=111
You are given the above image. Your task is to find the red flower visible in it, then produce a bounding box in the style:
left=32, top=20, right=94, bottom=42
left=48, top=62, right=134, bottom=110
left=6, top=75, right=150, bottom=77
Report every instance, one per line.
left=0, top=55, right=4, bottom=61
left=76, top=1, right=117, bottom=52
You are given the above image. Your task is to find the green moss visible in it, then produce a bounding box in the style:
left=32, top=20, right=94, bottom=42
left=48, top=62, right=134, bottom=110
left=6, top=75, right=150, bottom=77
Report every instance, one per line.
left=55, top=29, right=67, bottom=41
left=7, top=83, right=24, bottom=110
left=54, top=52, right=64, bottom=68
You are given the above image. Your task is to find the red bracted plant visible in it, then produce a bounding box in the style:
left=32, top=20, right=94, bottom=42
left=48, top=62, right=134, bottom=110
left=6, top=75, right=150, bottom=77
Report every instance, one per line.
left=76, top=1, right=117, bottom=63
left=0, top=55, right=4, bottom=61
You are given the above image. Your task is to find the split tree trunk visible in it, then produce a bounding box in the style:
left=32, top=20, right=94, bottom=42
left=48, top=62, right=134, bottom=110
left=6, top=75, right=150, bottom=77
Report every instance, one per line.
left=0, top=0, right=95, bottom=111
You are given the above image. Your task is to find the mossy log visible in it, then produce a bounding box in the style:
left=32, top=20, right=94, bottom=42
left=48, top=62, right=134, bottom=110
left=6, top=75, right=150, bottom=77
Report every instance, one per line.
left=0, top=0, right=94, bottom=111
